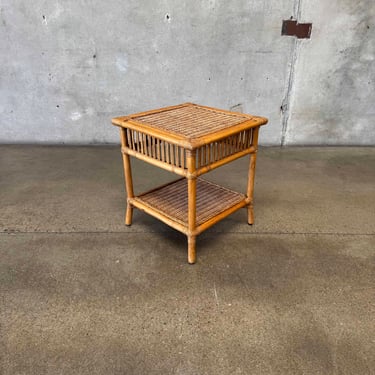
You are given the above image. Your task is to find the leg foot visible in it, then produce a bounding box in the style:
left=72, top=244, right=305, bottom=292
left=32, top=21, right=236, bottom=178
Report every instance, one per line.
left=188, top=236, right=196, bottom=264
left=125, top=204, right=133, bottom=226
left=247, top=204, right=254, bottom=225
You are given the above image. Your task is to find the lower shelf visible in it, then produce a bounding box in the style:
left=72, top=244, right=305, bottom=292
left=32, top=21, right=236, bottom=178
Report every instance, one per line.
left=130, top=178, right=247, bottom=234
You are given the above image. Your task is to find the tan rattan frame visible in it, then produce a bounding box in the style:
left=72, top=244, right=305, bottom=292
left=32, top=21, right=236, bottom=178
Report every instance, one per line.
left=112, top=103, right=267, bottom=263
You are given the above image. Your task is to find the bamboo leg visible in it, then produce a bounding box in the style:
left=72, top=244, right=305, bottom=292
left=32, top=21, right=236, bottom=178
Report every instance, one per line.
left=120, top=129, right=134, bottom=226
left=246, top=127, right=259, bottom=225
left=187, top=150, right=197, bottom=264
left=188, top=235, right=196, bottom=264
left=247, top=153, right=257, bottom=225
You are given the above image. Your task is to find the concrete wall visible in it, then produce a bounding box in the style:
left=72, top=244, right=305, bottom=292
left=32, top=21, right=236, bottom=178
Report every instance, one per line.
left=0, top=0, right=374, bottom=145
left=285, top=0, right=375, bottom=145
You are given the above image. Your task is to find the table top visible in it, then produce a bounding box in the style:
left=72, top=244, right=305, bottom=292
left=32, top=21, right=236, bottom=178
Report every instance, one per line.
left=112, top=103, right=267, bottom=149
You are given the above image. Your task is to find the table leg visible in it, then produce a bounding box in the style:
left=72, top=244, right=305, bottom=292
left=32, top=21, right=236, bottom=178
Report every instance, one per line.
left=187, top=150, right=197, bottom=264
left=247, top=127, right=259, bottom=225
left=188, top=235, right=196, bottom=264
left=120, top=129, right=134, bottom=226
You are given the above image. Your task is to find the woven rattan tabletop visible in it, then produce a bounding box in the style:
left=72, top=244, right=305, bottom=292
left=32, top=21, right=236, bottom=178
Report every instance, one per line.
left=112, top=103, right=267, bottom=149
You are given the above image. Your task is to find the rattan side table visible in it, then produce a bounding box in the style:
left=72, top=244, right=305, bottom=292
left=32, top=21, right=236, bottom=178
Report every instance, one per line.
left=112, top=103, right=267, bottom=263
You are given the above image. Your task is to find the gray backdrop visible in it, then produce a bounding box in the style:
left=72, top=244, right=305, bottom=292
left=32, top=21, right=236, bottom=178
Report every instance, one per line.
left=1, top=0, right=374, bottom=145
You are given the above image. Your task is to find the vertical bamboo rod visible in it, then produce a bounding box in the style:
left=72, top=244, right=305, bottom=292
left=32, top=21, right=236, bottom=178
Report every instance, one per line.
left=166, top=143, right=170, bottom=164
left=248, top=129, right=253, bottom=147
left=147, top=135, right=151, bottom=157
left=126, top=129, right=131, bottom=149
left=246, top=126, right=259, bottom=225
left=139, top=132, right=144, bottom=154
left=143, top=133, right=148, bottom=156
left=171, top=144, right=175, bottom=166
left=187, top=149, right=197, bottom=264
left=156, top=139, right=161, bottom=160
left=161, top=140, right=165, bottom=162
left=175, top=145, right=180, bottom=167
left=131, top=130, right=134, bottom=148
left=244, top=130, right=248, bottom=150
left=151, top=136, right=156, bottom=158
left=180, top=147, right=185, bottom=169
left=120, top=128, right=134, bottom=226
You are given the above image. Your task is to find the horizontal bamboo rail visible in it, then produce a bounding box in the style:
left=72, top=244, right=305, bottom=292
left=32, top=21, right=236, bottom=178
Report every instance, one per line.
left=113, top=103, right=267, bottom=150
left=195, top=146, right=256, bottom=177
left=130, top=189, right=249, bottom=237
left=129, top=197, right=189, bottom=235
left=122, top=147, right=188, bottom=177
left=193, top=200, right=248, bottom=236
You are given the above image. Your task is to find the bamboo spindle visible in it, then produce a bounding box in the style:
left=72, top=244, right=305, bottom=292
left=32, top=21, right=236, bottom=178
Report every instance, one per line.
left=120, top=128, right=134, bottom=225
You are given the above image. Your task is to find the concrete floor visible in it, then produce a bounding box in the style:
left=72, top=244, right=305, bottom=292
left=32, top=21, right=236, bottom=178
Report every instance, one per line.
left=0, top=146, right=374, bottom=374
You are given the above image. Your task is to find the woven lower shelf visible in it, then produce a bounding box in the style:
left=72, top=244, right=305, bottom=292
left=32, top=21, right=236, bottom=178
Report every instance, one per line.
left=131, top=178, right=247, bottom=233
